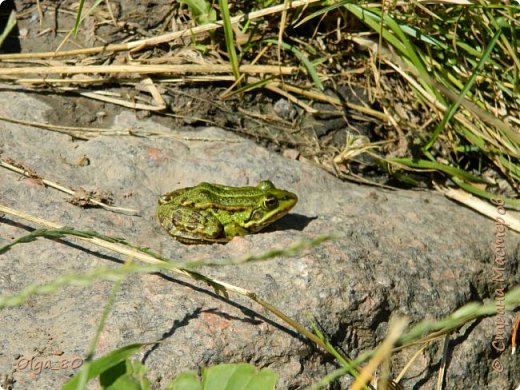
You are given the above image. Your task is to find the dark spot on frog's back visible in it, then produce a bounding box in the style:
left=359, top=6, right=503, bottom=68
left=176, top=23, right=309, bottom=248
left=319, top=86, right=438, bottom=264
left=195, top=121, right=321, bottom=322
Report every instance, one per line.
left=185, top=214, right=206, bottom=230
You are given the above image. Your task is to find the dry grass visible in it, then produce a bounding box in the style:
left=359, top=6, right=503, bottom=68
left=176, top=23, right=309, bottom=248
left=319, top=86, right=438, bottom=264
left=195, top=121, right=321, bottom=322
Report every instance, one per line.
left=1, top=2, right=516, bottom=208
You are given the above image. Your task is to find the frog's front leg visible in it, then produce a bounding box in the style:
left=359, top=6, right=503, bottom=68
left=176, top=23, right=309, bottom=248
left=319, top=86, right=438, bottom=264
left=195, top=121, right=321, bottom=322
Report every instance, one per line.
left=223, top=222, right=250, bottom=239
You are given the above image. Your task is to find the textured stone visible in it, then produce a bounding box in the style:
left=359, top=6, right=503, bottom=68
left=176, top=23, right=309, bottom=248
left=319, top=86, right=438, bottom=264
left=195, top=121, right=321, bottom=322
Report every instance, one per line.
left=0, top=86, right=518, bottom=389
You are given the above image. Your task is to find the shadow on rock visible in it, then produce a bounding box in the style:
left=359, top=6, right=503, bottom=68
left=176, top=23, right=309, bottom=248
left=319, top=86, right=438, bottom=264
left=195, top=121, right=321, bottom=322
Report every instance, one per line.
left=265, top=213, right=316, bottom=233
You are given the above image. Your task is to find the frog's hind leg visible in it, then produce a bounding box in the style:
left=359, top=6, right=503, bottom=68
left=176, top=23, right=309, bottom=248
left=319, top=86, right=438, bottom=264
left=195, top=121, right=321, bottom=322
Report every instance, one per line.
left=161, top=207, right=224, bottom=242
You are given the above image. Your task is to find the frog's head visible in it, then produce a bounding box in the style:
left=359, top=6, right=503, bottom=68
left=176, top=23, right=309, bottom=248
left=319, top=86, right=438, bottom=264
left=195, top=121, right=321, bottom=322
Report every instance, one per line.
left=244, top=180, right=298, bottom=232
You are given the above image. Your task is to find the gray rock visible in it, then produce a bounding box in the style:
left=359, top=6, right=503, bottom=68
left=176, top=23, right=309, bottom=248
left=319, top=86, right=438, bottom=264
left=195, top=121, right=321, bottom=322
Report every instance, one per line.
left=0, top=87, right=518, bottom=389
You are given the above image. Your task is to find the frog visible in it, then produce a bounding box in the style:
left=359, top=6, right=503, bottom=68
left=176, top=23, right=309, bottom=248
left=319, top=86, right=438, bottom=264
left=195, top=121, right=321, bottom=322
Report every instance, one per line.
left=156, top=180, right=298, bottom=244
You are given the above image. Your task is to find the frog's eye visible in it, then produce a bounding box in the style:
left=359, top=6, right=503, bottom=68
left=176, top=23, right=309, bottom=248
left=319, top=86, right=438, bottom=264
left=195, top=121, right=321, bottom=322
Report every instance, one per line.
left=263, top=195, right=278, bottom=209
left=257, top=180, right=275, bottom=191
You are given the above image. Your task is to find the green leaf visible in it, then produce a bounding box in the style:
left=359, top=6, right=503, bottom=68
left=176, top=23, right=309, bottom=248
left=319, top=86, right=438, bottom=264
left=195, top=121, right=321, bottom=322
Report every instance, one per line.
left=177, top=0, right=217, bottom=25
left=166, top=363, right=277, bottom=390
left=100, top=360, right=150, bottom=390
left=61, top=344, right=146, bottom=390
left=165, top=371, right=201, bottom=390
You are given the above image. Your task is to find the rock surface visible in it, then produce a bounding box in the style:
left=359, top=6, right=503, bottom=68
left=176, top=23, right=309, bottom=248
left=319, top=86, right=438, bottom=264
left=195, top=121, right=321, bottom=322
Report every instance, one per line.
left=0, top=86, right=519, bottom=389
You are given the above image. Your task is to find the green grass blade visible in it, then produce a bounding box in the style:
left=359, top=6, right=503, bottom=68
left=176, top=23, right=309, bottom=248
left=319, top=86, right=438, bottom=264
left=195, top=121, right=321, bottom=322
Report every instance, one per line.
left=264, top=39, right=323, bottom=90
left=76, top=271, right=126, bottom=389
left=72, top=0, right=86, bottom=34
left=218, top=0, right=240, bottom=83
left=388, top=157, right=491, bottom=184
left=424, top=28, right=503, bottom=151
left=292, top=1, right=348, bottom=29
left=497, top=155, right=520, bottom=181
left=451, top=177, right=520, bottom=209
left=72, top=0, right=103, bottom=34
left=0, top=10, right=17, bottom=48
left=344, top=4, right=437, bottom=99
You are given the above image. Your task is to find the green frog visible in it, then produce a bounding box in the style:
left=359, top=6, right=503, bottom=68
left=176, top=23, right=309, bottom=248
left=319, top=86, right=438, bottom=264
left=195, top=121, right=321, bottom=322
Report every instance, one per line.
left=156, top=180, right=298, bottom=244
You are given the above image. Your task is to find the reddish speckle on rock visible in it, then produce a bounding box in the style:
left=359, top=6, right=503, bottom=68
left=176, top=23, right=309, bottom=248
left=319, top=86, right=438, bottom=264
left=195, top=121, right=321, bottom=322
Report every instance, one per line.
left=200, top=310, right=231, bottom=332
left=146, top=147, right=164, bottom=162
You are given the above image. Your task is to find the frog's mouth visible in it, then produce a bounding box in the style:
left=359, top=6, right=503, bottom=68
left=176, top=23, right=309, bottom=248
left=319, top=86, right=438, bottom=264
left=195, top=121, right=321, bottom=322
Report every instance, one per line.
left=259, top=209, right=292, bottom=229
left=244, top=197, right=297, bottom=232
